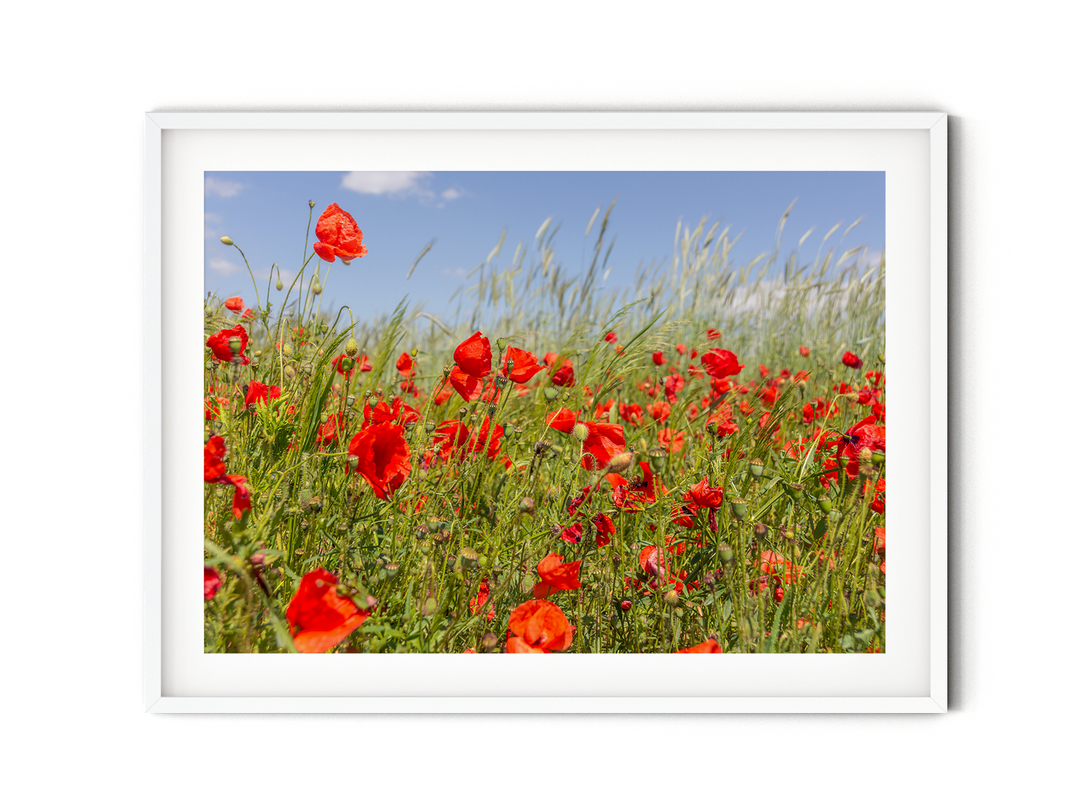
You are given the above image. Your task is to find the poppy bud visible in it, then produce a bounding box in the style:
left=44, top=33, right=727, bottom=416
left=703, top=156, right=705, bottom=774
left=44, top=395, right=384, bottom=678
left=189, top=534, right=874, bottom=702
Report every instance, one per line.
left=309, top=200, right=315, bottom=208
left=312, top=278, right=323, bottom=295
left=572, top=423, right=589, bottom=442
left=730, top=497, right=748, bottom=520
left=340, top=357, right=355, bottom=373
left=283, top=344, right=294, bottom=357
left=204, top=360, right=214, bottom=370
left=284, top=366, right=296, bottom=379
left=749, top=458, right=764, bottom=478
left=607, top=452, right=634, bottom=473
left=276, top=279, right=284, bottom=291
left=519, top=497, right=535, bottom=514
left=220, top=236, right=234, bottom=246
left=620, top=599, right=633, bottom=611
left=717, top=544, right=735, bottom=564
left=460, top=547, right=479, bottom=569
left=858, top=447, right=873, bottom=464
left=345, top=338, right=358, bottom=357
left=663, top=590, right=679, bottom=607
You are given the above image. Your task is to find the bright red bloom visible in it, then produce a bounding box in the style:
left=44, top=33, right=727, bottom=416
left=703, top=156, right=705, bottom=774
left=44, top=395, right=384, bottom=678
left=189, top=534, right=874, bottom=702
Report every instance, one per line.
left=757, top=550, right=803, bottom=585
left=658, top=428, right=685, bottom=453
left=652, top=351, right=666, bottom=366
left=312, top=203, right=368, bottom=264
left=245, top=381, right=282, bottom=409
left=675, top=343, right=687, bottom=355
left=686, top=476, right=724, bottom=508
left=580, top=421, right=625, bottom=470
left=706, top=328, right=722, bottom=341
left=604, top=331, right=618, bottom=343
left=532, top=553, right=583, bottom=598
left=502, top=346, right=546, bottom=382
left=701, top=349, right=744, bottom=379
left=676, top=638, right=723, bottom=654
left=448, top=364, right=499, bottom=402
left=331, top=353, right=358, bottom=380
left=647, top=401, right=671, bottom=423
left=204, top=567, right=222, bottom=600
left=396, top=352, right=415, bottom=378
left=469, top=578, right=495, bottom=621
left=842, top=351, right=863, bottom=370
left=362, top=397, right=420, bottom=429
left=221, top=474, right=252, bottom=519
left=611, top=461, right=663, bottom=510
left=592, top=513, right=615, bottom=547
left=204, top=435, right=227, bottom=481
left=316, top=412, right=344, bottom=445
left=348, top=422, right=411, bottom=500
left=546, top=407, right=579, bottom=433
left=224, top=296, right=243, bottom=312
left=505, top=600, right=574, bottom=653
left=618, top=402, right=644, bottom=426
left=454, top=331, right=492, bottom=378
left=799, top=346, right=810, bottom=358
left=593, top=398, right=615, bottom=419
left=206, top=324, right=250, bottom=364
left=286, top=568, right=369, bottom=653
left=544, top=353, right=576, bottom=387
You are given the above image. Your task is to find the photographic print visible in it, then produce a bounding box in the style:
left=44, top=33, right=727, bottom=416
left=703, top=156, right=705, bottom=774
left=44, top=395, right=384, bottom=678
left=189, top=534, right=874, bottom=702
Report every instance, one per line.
left=202, top=169, right=887, bottom=656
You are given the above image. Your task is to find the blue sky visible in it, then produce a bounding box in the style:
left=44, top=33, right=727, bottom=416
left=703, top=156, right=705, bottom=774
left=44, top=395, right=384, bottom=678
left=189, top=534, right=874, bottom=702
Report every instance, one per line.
left=205, top=171, right=884, bottom=322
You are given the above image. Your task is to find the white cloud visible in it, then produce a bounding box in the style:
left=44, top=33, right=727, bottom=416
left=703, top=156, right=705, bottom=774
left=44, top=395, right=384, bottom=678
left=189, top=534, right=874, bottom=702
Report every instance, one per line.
left=441, top=266, right=468, bottom=279
left=204, top=212, right=222, bottom=239
left=441, top=188, right=462, bottom=201
left=205, top=177, right=243, bottom=198
left=341, top=171, right=433, bottom=196
left=208, top=257, right=242, bottom=276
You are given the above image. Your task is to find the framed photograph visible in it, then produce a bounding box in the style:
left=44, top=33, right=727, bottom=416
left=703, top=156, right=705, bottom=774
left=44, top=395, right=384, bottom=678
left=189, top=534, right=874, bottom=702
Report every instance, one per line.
left=146, top=112, right=947, bottom=712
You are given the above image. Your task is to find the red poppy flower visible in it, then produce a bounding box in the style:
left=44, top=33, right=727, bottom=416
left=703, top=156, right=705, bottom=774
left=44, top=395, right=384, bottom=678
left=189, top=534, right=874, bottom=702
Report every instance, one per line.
left=675, top=638, right=723, bottom=654
left=285, top=568, right=370, bottom=653
left=545, top=407, right=579, bottom=433
left=580, top=421, right=625, bottom=470
left=647, top=401, right=671, bottom=423
left=348, top=422, right=411, bottom=500
left=652, top=351, right=666, bottom=365
left=505, top=600, right=574, bottom=653
left=611, top=461, right=664, bottom=510
left=657, top=428, right=685, bottom=453
left=331, top=353, right=358, bottom=380
left=206, top=324, right=250, bottom=364
left=245, top=381, right=282, bottom=409
left=396, top=352, right=415, bottom=378
left=469, top=578, right=495, bottom=621
left=842, top=351, right=863, bottom=370
left=532, top=553, right=583, bottom=598
left=559, top=523, right=584, bottom=544
left=706, top=328, right=722, bottom=341
left=242, top=308, right=255, bottom=320
left=204, top=435, right=227, bottom=481
left=604, top=331, right=618, bottom=343
left=592, top=513, right=616, bottom=547
left=224, top=296, right=243, bottom=312
left=686, top=476, right=724, bottom=508
left=312, top=203, right=368, bottom=264
left=799, top=346, right=810, bottom=358
left=700, top=349, right=744, bottom=379
left=221, top=474, right=251, bottom=519
left=204, top=567, right=222, bottom=600
left=544, top=353, right=576, bottom=387
left=618, top=402, right=644, bottom=426
left=501, top=346, right=545, bottom=382
left=454, top=331, right=493, bottom=378
left=447, top=364, right=500, bottom=403
left=675, top=343, right=686, bottom=355
left=316, top=412, right=344, bottom=445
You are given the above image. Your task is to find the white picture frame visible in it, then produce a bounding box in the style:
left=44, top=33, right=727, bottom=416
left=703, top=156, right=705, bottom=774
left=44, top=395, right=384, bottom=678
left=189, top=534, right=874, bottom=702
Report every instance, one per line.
left=145, top=112, right=947, bottom=713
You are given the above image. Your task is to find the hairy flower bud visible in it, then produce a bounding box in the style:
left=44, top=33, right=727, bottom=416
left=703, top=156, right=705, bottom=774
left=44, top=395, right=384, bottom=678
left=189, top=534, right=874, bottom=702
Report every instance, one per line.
left=220, top=236, right=234, bottom=246
left=572, top=422, right=590, bottom=442
left=345, top=338, right=358, bottom=357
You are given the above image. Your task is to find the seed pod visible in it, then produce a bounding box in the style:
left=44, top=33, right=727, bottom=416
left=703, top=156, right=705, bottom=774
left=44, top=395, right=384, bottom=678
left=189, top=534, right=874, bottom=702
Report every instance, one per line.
left=519, top=497, right=535, bottom=514
left=749, top=458, right=764, bottom=479
left=730, top=497, right=748, bottom=520
left=753, top=522, right=768, bottom=540
left=459, top=547, right=480, bottom=569
left=544, top=387, right=559, bottom=401
left=383, top=562, right=400, bottom=580
left=346, top=454, right=359, bottom=471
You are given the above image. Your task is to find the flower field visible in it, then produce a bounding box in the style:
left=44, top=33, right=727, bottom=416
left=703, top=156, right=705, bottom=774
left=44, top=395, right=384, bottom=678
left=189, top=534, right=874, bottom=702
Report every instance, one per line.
left=204, top=200, right=886, bottom=654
